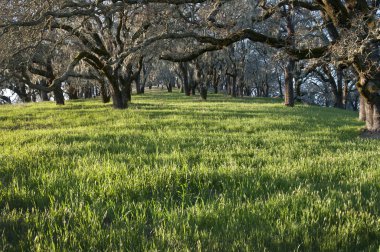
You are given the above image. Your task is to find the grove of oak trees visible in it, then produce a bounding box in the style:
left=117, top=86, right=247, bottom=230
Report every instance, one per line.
left=0, top=0, right=379, bottom=133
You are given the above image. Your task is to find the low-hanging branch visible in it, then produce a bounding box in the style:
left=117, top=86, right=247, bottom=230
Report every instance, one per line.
left=156, top=29, right=329, bottom=62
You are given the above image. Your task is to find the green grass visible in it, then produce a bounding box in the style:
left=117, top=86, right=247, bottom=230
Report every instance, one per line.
left=1, top=90, right=380, bottom=251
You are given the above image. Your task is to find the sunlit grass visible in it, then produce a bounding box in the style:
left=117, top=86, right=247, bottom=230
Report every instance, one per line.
left=1, top=90, right=379, bottom=251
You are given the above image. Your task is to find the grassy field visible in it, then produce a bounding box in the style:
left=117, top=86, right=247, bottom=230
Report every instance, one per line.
left=1, top=90, right=380, bottom=251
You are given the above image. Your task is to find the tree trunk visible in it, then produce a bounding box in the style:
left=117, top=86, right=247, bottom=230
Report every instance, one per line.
left=135, top=74, right=142, bottom=94
left=284, top=4, right=295, bottom=107
left=334, top=91, right=344, bottom=109
left=295, top=79, right=302, bottom=98
left=84, top=85, right=93, bottom=99
left=111, top=78, right=128, bottom=109
left=343, top=80, right=349, bottom=109
left=38, top=80, right=50, bottom=101
left=333, top=67, right=344, bottom=109
left=167, top=82, right=173, bottom=93
left=179, top=63, right=191, bottom=96
left=284, top=59, right=295, bottom=107
left=200, top=86, right=208, bottom=100
left=213, top=69, right=219, bottom=94
left=40, top=91, right=49, bottom=101
left=226, top=76, right=231, bottom=95
left=231, top=75, right=237, bottom=97
left=100, top=80, right=111, bottom=103
left=112, top=90, right=128, bottom=109
left=53, top=85, right=65, bottom=105
left=105, top=70, right=129, bottom=109
left=67, top=83, right=79, bottom=100
left=126, top=82, right=132, bottom=102
left=278, top=76, right=284, bottom=98
left=191, top=84, right=196, bottom=95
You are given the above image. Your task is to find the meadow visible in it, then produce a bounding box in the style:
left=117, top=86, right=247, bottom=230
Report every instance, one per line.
left=1, top=90, right=380, bottom=251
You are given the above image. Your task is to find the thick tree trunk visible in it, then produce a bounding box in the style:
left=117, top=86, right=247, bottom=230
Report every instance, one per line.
left=53, top=85, right=65, bottom=105
left=361, top=99, right=380, bottom=132
left=112, top=91, right=128, bottom=109
left=106, top=72, right=128, bottom=109
left=111, top=79, right=128, bottom=109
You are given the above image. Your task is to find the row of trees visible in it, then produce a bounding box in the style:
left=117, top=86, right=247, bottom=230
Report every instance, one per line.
left=0, top=46, right=360, bottom=110
left=0, top=0, right=379, bottom=132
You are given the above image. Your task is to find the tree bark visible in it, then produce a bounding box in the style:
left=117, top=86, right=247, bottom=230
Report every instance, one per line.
left=284, top=59, right=295, bottom=107
left=231, top=74, right=237, bottom=97
left=53, top=85, right=65, bottom=105
left=179, top=62, right=191, bottom=96
left=100, top=80, right=111, bottom=103
left=200, top=86, right=207, bottom=100
left=167, top=81, right=173, bottom=93
left=284, top=4, right=295, bottom=107
left=213, top=68, right=219, bottom=94
left=135, top=74, right=142, bottom=94
left=359, top=95, right=366, bottom=122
